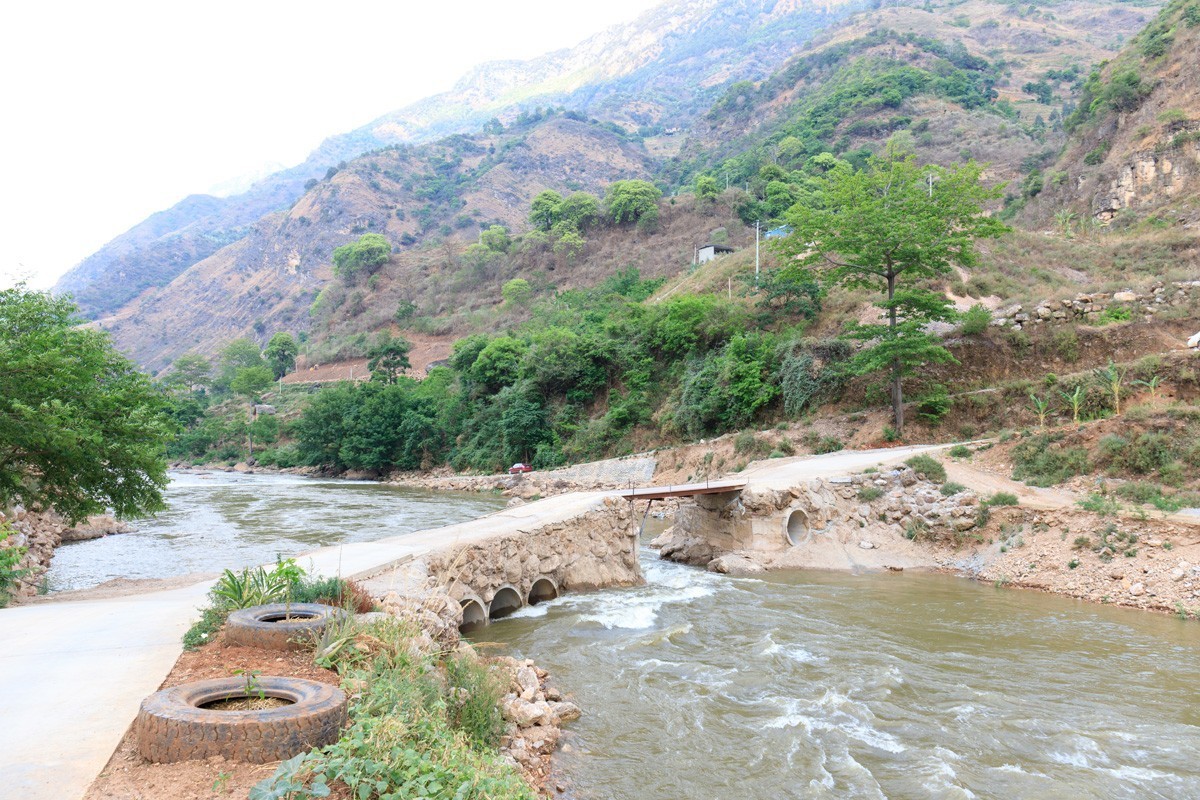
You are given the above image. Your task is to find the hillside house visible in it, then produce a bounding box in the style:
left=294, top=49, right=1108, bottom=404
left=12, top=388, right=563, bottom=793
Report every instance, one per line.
left=696, top=243, right=735, bottom=264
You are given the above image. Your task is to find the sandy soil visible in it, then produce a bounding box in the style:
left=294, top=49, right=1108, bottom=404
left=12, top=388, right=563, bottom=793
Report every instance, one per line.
left=84, top=632, right=340, bottom=800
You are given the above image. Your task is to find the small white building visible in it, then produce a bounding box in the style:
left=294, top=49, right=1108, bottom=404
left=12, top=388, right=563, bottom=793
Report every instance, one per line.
left=696, top=243, right=735, bottom=264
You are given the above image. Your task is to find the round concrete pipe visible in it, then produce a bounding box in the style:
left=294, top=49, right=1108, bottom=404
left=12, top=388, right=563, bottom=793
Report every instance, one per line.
left=785, top=508, right=809, bottom=546
left=460, top=598, right=487, bottom=632
left=488, top=586, right=523, bottom=620
left=528, top=577, right=559, bottom=605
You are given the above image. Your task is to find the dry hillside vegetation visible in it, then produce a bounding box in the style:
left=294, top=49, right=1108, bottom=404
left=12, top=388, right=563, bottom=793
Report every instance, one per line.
left=1023, top=0, right=1200, bottom=226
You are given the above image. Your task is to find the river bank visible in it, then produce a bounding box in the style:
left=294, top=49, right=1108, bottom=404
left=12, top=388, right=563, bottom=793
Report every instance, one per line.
left=171, top=444, right=1200, bottom=620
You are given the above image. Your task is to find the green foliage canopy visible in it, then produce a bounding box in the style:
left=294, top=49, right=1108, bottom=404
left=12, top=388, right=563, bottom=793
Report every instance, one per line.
left=605, top=180, right=662, bottom=225
left=774, top=154, right=1006, bottom=431
left=0, top=288, right=173, bottom=521
left=332, top=233, right=392, bottom=279
left=263, top=332, right=298, bottom=379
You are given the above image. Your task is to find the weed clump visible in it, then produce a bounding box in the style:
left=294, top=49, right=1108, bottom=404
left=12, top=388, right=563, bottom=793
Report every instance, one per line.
left=1011, top=433, right=1090, bottom=486
left=905, top=454, right=946, bottom=483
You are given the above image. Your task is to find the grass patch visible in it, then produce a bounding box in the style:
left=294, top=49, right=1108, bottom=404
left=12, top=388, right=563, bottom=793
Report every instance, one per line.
left=987, top=491, right=1019, bottom=506
left=940, top=481, right=967, bottom=496
left=857, top=485, right=885, bottom=502
left=905, top=454, right=946, bottom=483
left=1011, top=433, right=1090, bottom=486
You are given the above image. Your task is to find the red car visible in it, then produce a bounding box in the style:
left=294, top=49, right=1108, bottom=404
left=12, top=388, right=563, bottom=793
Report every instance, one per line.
left=508, top=463, right=534, bottom=474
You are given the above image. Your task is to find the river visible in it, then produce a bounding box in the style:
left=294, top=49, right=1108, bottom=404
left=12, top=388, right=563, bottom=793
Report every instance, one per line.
left=45, top=471, right=506, bottom=592
left=47, top=475, right=1200, bottom=797
left=485, top=537, right=1200, bottom=800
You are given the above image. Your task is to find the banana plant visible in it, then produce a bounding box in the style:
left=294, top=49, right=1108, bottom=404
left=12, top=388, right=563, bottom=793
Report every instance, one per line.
left=1029, top=393, right=1052, bottom=429
left=1060, top=384, right=1086, bottom=426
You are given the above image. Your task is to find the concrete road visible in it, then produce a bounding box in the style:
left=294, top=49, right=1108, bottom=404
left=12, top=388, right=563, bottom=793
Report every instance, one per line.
left=0, top=490, right=611, bottom=800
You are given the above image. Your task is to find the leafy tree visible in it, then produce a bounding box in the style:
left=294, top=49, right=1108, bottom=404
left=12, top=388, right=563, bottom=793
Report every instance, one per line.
left=263, top=332, right=298, bottom=379
left=605, top=180, right=662, bottom=225
left=367, top=333, right=412, bottom=384
left=472, top=336, right=527, bottom=391
left=479, top=225, right=511, bottom=253
left=332, top=233, right=392, bottom=279
left=695, top=175, right=720, bottom=203
left=559, top=192, right=600, bottom=231
left=502, top=278, right=532, bottom=308
left=529, top=190, right=564, bottom=232
left=0, top=288, right=173, bottom=521
left=230, top=365, right=274, bottom=400
left=752, top=264, right=821, bottom=318
left=168, top=352, right=212, bottom=391
left=218, top=338, right=265, bottom=390
left=552, top=230, right=586, bottom=263
left=774, top=154, right=1006, bottom=432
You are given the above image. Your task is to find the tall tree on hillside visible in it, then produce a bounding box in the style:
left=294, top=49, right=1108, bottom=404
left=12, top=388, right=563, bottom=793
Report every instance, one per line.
left=168, top=352, right=212, bottom=392
left=0, top=287, right=173, bottom=521
left=264, top=332, right=298, bottom=379
left=367, top=333, right=412, bottom=385
left=774, top=154, right=1006, bottom=433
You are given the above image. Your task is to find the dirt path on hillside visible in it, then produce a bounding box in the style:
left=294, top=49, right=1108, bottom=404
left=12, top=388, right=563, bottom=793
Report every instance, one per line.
left=946, top=460, right=1200, bottom=528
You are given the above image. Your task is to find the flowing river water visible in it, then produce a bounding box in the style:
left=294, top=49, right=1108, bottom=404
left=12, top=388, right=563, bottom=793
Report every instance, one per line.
left=45, top=471, right=506, bottom=592
left=485, top=532, right=1200, bottom=800
left=47, top=474, right=1200, bottom=797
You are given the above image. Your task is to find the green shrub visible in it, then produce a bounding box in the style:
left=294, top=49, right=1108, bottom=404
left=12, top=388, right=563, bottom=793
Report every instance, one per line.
left=815, top=436, right=844, bottom=454
left=263, top=617, right=534, bottom=800
left=960, top=304, right=992, bottom=335
left=987, top=491, right=1019, bottom=506
left=1011, top=434, right=1090, bottom=486
left=1078, top=493, right=1122, bottom=516
left=0, top=523, right=29, bottom=608
left=941, top=481, right=967, bottom=496
left=858, top=485, right=885, bottom=502
left=1052, top=327, right=1080, bottom=363
left=948, top=444, right=972, bottom=459
left=905, top=454, right=946, bottom=483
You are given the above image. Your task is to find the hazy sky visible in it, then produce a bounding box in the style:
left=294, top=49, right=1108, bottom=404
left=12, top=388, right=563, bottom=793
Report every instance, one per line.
left=0, top=0, right=660, bottom=289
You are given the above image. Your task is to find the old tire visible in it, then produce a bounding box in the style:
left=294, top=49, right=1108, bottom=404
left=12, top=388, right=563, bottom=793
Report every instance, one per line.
left=135, top=676, right=347, bottom=763
left=224, top=602, right=347, bottom=650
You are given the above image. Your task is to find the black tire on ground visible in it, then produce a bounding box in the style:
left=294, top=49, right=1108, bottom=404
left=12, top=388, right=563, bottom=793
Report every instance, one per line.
left=224, top=602, right=348, bottom=650
left=135, top=676, right=347, bottom=763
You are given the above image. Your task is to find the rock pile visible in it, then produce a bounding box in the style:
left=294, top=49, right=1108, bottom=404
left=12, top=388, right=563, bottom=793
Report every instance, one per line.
left=1, top=508, right=131, bottom=600
left=493, top=655, right=582, bottom=792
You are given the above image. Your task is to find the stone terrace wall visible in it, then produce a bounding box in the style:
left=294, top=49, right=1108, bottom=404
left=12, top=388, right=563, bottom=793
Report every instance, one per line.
left=991, top=281, right=1200, bottom=331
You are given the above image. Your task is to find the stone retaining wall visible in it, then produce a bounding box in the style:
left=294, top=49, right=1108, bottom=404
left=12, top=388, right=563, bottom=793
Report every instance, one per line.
left=422, top=497, right=642, bottom=617
left=990, top=280, right=1200, bottom=331
left=653, top=467, right=983, bottom=572
left=1, top=508, right=129, bottom=601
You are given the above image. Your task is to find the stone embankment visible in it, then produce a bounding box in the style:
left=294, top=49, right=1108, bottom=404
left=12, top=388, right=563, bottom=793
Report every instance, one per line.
left=977, top=505, right=1200, bottom=614
left=652, top=466, right=983, bottom=575
left=990, top=280, right=1200, bottom=330
left=1, top=508, right=128, bottom=600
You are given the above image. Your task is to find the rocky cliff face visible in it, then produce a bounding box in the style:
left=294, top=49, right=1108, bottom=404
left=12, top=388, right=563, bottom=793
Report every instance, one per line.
left=1093, top=136, right=1200, bottom=221
left=1022, top=0, right=1200, bottom=227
